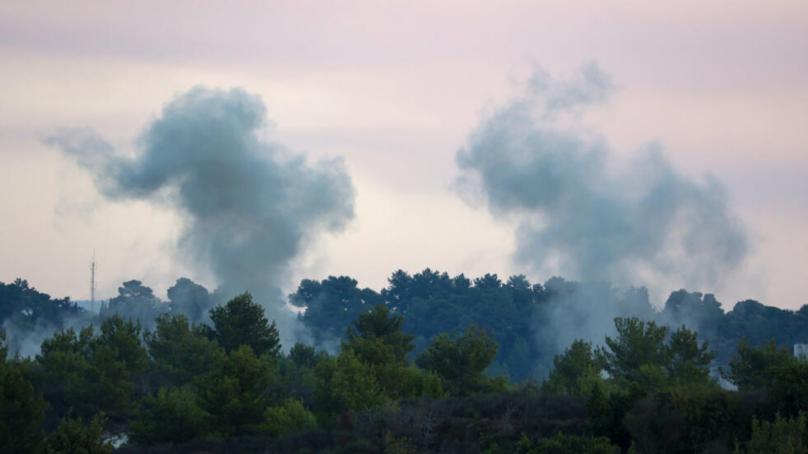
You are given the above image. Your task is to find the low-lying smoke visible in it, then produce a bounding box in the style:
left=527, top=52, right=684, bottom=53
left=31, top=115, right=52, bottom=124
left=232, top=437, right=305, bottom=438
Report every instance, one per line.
left=48, top=87, right=355, bottom=344
left=457, top=64, right=748, bottom=291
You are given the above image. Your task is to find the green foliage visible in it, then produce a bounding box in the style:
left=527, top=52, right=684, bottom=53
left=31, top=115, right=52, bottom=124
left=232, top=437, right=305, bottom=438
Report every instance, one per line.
left=277, top=344, right=327, bottom=408
left=288, top=342, right=319, bottom=368
left=598, top=318, right=715, bottom=390
left=197, top=344, right=279, bottom=436
left=515, top=433, right=620, bottom=454
left=290, top=276, right=382, bottom=345
left=624, top=385, right=753, bottom=453
left=209, top=293, right=281, bottom=357
left=724, top=339, right=795, bottom=391
left=36, top=316, right=148, bottom=421
left=343, top=304, right=414, bottom=366
left=0, top=351, right=45, bottom=452
left=166, top=277, right=213, bottom=323
left=723, top=340, right=808, bottom=416
left=314, top=349, right=386, bottom=415
left=131, top=387, right=211, bottom=444
left=543, top=340, right=606, bottom=397
left=599, top=318, right=670, bottom=388
left=416, top=325, right=505, bottom=396
left=0, top=280, right=87, bottom=355
left=146, top=313, right=226, bottom=386
left=667, top=326, right=715, bottom=385
left=102, top=279, right=164, bottom=326
left=44, top=414, right=111, bottom=454
left=769, top=360, right=808, bottom=417
left=263, top=398, right=317, bottom=436
left=741, top=413, right=807, bottom=454
left=9, top=273, right=808, bottom=451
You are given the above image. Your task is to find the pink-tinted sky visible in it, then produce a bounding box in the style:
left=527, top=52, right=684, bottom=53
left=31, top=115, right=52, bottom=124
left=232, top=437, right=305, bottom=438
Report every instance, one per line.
left=1, top=1, right=806, bottom=309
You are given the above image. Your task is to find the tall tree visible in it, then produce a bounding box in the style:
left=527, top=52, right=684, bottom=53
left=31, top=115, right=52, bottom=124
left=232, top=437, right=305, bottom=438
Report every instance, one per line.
left=209, top=293, right=281, bottom=357
left=167, top=278, right=213, bottom=324
left=0, top=331, right=45, bottom=452
left=598, top=317, right=669, bottom=388
left=416, top=325, right=504, bottom=396
left=343, top=304, right=413, bottom=366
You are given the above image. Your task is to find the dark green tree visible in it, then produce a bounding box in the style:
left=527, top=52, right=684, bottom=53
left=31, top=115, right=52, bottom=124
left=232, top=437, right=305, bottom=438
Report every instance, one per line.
left=416, top=325, right=504, bottom=396
left=343, top=304, right=413, bottom=366
left=0, top=331, right=45, bottom=452
left=102, top=280, right=164, bottom=327
left=131, top=387, right=211, bottom=444
left=262, top=398, right=318, bottom=436
left=146, top=313, right=226, bottom=386
left=209, top=293, right=281, bottom=357
left=666, top=325, right=715, bottom=386
left=543, top=340, right=606, bottom=396
left=598, top=317, right=669, bottom=389
left=36, top=316, right=148, bottom=422
left=167, top=277, right=213, bottom=324
left=290, top=277, right=382, bottom=345
left=314, top=350, right=386, bottom=415
left=198, top=345, right=279, bottom=436
left=723, top=339, right=795, bottom=391
left=43, top=414, right=111, bottom=454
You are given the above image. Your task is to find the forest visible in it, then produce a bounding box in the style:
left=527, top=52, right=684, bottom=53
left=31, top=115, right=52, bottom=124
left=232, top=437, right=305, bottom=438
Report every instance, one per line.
left=1, top=269, right=807, bottom=453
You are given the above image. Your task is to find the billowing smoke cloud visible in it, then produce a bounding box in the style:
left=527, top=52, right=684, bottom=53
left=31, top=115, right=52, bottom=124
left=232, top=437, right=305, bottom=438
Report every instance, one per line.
left=457, top=64, right=749, bottom=366
left=48, top=87, right=355, bottom=343
left=457, top=64, right=747, bottom=291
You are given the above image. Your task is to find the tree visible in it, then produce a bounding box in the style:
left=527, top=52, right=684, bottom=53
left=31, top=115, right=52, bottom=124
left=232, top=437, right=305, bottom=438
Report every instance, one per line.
left=516, top=433, right=619, bottom=454
left=131, top=387, right=211, bottom=444
left=723, top=339, right=795, bottom=391
left=44, top=414, right=111, bottom=454
left=598, top=317, right=669, bottom=389
left=291, top=277, right=382, bottom=345
left=278, top=343, right=326, bottom=406
left=167, top=277, right=213, bottom=324
left=666, top=326, right=715, bottom=386
left=314, top=350, right=386, bottom=415
left=263, top=398, right=317, bottom=436
left=769, top=360, right=808, bottom=417
left=146, top=313, right=226, bottom=386
left=198, top=345, right=279, bottom=436
left=623, top=386, right=750, bottom=453
left=36, top=316, right=148, bottom=422
left=89, top=316, right=149, bottom=421
left=543, top=340, right=606, bottom=397
left=103, top=280, right=164, bottom=327
left=741, top=413, right=807, bottom=454
left=343, top=304, right=413, bottom=366
left=416, top=325, right=504, bottom=396
left=0, top=337, right=45, bottom=452
left=209, top=293, right=281, bottom=357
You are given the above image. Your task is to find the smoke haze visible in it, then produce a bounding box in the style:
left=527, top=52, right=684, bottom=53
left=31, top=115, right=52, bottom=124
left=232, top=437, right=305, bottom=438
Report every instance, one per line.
left=48, top=87, right=356, bottom=343
left=457, top=64, right=748, bottom=291
left=457, top=65, right=750, bottom=360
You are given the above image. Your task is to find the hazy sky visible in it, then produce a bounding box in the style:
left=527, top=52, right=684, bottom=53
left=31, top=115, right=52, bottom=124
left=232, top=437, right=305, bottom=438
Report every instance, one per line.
left=1, top=1, right=806, bottom=310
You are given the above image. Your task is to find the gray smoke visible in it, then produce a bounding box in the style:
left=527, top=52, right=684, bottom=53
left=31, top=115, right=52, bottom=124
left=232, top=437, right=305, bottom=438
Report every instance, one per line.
left=457, top=64, right=747, bottom=290
left=457, top=64, right=749, bottom=368
left=48, top=87, right=355, bottom=344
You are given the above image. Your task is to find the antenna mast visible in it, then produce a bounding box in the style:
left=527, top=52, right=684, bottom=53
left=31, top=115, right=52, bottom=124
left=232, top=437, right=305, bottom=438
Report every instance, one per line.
left=90, top=251, right=96, bottom=312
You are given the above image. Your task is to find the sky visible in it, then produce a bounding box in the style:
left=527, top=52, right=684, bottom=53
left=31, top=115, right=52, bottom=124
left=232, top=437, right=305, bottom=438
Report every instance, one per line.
left=1, top=0, right=806, bottom=310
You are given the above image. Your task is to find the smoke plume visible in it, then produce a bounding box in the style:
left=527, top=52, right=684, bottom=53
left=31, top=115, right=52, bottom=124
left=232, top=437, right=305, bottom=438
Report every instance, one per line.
left=457, top=64, right=748, bottom=291
left=48, top=87, right=355, bottom=343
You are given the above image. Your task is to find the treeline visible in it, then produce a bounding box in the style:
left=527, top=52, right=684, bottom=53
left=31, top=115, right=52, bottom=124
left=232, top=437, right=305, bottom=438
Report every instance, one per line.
left=1, top=290, right=807, bottom=452
left=3, top=271, right=808, bottom=380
